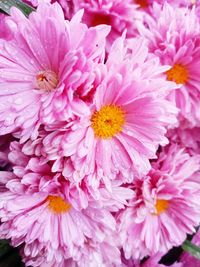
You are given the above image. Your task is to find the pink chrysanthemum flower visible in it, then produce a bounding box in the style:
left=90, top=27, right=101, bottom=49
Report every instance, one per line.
left=137, top=3, right=200, bottom=127
left=119, top=144, right=200, bottom=260
left=0, top=149, right=120, bottom=266
left=0, top=3, right=109, bottom=141
left=35, top=37, right=177, bottom=191
left=71, top=0, right=139, bottom=48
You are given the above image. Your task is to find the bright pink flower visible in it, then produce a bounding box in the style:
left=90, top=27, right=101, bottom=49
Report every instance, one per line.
left=72, top=0, right=139, bottom=48
left=0, top=3, right=109, bottom=141
left=119, top=144, right=200, bottom=260
left=0, top=152, right=120, bottom=266
left=38, top=37, right=177, bottom=191
left=137, top=3, right=200, bottom=127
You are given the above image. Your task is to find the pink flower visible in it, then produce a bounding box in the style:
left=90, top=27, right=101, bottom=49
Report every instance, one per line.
left=71, top=0, right=139, bottom=48
left=137, top=3, right=200, bottom=127
left=38, top=37, right=177, bottom=192
left=118, top=144, right=200, bottom=260
left=0, top=150, right=120, bottom=266
left=0, top=3, right=109, bottom=141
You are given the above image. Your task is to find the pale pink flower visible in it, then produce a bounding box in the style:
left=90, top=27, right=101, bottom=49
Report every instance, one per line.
left=137, top=3, right=200, bottom=127
left=39, top=37, right=177, bottom=192
left=0, top=3, right=109, bottom=141
left=119, top=144, right=200, bottom=260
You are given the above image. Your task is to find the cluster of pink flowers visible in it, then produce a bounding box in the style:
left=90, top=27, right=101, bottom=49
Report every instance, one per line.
left=0, top=0, right=200, bottom=266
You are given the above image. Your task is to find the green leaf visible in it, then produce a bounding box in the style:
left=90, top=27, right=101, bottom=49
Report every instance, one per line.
left=182, top=240, right=200, bottom=260
left=0, top=0, right=35, bottom=17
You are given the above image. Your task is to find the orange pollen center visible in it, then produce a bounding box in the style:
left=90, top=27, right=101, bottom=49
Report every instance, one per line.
left=36, top=70, right=58, bottom=91
left=134, top=0, right=149, bottom=8
left=166, top=64, right=188, bottom=84
left=91, top=105, right=125, bottom=139
left=91, top=13, right=111, bottom=26
left=47, top=195, right=71, bottom=214
left=155, top=199, right=169, bottom=215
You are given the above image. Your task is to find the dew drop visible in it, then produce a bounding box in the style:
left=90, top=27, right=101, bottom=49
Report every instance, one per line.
left=126, top=130, right=133, bottom=136
left=14, top=98, right=23, bottom=105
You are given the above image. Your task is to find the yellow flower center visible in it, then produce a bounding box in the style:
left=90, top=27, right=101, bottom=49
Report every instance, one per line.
left=155, top=199, right=169, bottom=215
left=36, top=70, right=58, bottom=91
left=166, top=64, right=188, bottom=84
left=91, top=105, right=125, bottom=139
left=134, top=0, right=149, bottom=8
left=47, top=195, right=71, bottom=214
